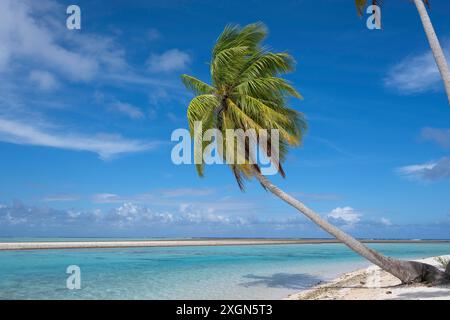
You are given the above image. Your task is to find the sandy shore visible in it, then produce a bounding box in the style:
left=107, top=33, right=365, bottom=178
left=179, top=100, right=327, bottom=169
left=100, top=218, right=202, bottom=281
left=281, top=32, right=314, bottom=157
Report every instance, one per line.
left=0, top=239, right=448, bottom=251
left=287, top=255, right=450, bottom=300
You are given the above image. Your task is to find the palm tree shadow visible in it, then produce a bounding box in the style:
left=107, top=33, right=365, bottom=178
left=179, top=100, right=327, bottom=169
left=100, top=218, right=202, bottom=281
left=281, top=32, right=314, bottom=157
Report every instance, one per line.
left=392, top=287, right=450, bottom=300
left=240, top=273, right=323, bottom=290
left=324, top=283, right=405, bottom=290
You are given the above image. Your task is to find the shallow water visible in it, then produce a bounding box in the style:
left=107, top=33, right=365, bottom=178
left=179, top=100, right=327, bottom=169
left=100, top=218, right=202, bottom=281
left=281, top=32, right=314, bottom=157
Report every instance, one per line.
left=0, top=243, right=449, bottom=299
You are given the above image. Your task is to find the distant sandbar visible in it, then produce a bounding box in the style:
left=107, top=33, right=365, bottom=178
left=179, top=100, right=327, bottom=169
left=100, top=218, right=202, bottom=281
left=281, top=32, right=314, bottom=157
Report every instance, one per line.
left=0, top=238, right=449, bottom=251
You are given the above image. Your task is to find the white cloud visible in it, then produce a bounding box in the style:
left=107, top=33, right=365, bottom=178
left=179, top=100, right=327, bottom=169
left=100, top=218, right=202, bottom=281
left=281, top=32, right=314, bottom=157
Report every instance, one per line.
left=398, top=163, right=436, bottom=174
left=109, top=101, right=145, bottom=119
left=0, top=0, right=185, bottom=160
left=147, top=49, right=191, bottom=73
left=421, top=127, right=450, bottom=150
left=0, top=0, right=183, bottom=92
left=0, top=201, right=243, bottom=229
left=67, top=210, right=82, bottom=219
left=92, top=188, right=215, bottom=205
left=380, top=217, right=392, bottom=226
left=397, top=157, right=450, bottom=181
left=43, top=194, right=79, bottom=202
left=327, top=206, right=361, bottom=225
left=384, top=45, right=450, bottom=94
left=0, top=117, right=156, bottom=159
left=92, top=193, right=156, bottom=204
left=92, top=193, right=122, bottom=203
left=115, top=203, right=142, bottom=223
left=4, top=213, right=28, bottom=225
left=29, top=70, right=58, bottom=91
left=0, top=0, right=133, bottom=85
left=181, top=211, right=231, bottom=225
left=94, top=195, right=122, bottom=205
left=0, top=0, right=97, bottom=80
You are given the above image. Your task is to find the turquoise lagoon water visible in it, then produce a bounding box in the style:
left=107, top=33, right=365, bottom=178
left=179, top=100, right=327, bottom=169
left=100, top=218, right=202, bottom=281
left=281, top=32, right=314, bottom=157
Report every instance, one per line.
left=0, top=242, right=449, bottom=300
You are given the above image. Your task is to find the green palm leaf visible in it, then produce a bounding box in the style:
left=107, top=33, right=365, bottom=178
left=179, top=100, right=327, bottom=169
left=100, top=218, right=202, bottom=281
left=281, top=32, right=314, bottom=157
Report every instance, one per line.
left=181, top=75, right=215, bottom=95
left=181, top=22, right=307, bottom=189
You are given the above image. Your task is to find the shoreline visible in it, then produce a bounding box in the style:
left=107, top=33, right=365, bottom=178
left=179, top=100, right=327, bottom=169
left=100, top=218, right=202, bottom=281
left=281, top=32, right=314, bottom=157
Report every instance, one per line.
left=0, top=238, right=449, bottom=251
left=286, top=255, right=450, bottom=300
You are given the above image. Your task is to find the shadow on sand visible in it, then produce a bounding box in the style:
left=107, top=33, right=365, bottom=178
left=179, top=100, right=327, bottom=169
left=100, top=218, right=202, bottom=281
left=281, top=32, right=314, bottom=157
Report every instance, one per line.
left=393, top=288, right=450, bottom=300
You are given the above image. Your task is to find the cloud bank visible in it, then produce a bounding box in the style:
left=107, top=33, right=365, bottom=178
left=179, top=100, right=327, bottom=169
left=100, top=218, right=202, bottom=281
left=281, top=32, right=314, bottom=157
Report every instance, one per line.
left=1, top=201, right=447, bottom=239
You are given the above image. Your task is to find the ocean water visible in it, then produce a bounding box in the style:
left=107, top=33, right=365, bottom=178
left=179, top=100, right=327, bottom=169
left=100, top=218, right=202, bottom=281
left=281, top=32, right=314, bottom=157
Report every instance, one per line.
left=0, top=242, right=449, bottom=300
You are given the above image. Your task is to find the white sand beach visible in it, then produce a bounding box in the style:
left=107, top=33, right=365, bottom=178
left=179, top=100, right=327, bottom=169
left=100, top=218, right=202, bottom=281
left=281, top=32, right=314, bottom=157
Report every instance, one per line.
left=287, top=255, right=450, bottom=300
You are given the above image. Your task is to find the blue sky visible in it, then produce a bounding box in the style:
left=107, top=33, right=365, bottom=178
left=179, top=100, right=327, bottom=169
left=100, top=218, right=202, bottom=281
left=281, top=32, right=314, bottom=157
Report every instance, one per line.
left=0, top=0, right=450, bottom=239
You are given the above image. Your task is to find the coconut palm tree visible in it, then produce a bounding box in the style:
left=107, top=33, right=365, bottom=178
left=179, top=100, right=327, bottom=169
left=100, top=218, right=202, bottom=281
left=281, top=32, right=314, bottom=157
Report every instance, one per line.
left=181, top=22, right=450, bottom=284
left=355, top=0, right=450, bottom=104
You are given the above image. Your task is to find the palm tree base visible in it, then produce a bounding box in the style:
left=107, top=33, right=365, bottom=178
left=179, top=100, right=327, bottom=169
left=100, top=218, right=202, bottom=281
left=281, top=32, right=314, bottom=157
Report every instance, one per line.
left=394, top=260, right=450, bottom=285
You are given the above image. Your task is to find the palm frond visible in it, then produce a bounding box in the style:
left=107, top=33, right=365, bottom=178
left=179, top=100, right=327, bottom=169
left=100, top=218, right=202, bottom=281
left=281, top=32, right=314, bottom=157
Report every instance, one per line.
left=235, top=77, right=302, bottom=102
left=211, top=46, right=249, bottom=86
left=194, top=109, right=217, bottom=177
left=213, top=22, right=267, bottom=58
left=186, top=94, right=218, bottom=132
left=241, top=52, right=295, bottom=81
left=355, top=0, right=367, bottom=16
left=181, top=75, right=215, bottom=95
left=355, top=0, right=383, bottom=17
left=181, top=22, right=306, bottom=189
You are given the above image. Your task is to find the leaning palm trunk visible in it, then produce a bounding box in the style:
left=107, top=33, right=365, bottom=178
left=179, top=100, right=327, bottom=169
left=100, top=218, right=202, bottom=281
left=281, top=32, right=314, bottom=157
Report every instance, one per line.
left=182, top=22, right=450, bottom=286
left=254, top=170, right=450, bottom=284
left=413, top=0, right=450, bottom=104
